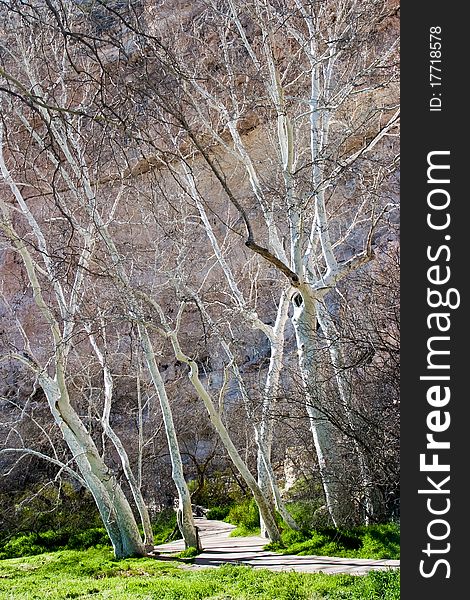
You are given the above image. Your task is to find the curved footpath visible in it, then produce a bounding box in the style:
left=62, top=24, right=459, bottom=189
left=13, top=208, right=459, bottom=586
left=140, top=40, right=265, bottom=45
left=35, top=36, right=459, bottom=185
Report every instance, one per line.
left=150, top=518, right=400, bottom=576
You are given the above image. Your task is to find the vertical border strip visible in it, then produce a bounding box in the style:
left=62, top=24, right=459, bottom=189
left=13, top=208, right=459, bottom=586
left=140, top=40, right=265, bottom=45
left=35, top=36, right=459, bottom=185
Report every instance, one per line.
left=401, top=3, right=466, bottom=597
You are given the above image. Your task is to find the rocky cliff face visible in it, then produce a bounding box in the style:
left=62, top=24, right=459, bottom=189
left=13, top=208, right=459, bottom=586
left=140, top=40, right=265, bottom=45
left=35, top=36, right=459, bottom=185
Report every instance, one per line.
left=0, top=0, right=399, bottom=519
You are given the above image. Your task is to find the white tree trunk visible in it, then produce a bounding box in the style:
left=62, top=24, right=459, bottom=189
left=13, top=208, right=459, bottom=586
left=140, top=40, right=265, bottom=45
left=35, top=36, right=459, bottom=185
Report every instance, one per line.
left=186, top=367, right=281, bottom=542
left=39, top=375, right=145, bottom=558
left=292, top=289, right=357, bottom=527
left=0, top=190, right=145, bottom=557
left=87, top=328, right=154, bottom=545
left=161, top=313, right=281, bottom=542
left=256, top=290, right=295, bottom=536
left=316, top=300, right=375, bottom=523
left=138, top=324, right=200, bottom=550
left=255, top=427, right=299, bottom=532
left=182, top=175, right=295, bottom=536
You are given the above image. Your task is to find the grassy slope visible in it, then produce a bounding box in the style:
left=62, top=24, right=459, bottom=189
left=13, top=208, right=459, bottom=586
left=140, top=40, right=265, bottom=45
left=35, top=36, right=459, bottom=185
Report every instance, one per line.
left=0, top=547, right=399, bottom=600
left=221, top=500, right=400, bottom=561
left=265, top=523, right=400, bottom=560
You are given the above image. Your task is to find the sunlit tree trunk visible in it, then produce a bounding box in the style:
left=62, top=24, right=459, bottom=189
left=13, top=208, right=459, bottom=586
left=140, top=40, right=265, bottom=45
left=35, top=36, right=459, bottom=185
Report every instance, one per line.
left=39, top=375, right=145, bottom=558
left=1, top=140, right=145, bottom=557
left=143, top=297, right=282, bottom=543
left=87, top=327, right=154, bottom=546
left=138, top=324, right=200, bottom=550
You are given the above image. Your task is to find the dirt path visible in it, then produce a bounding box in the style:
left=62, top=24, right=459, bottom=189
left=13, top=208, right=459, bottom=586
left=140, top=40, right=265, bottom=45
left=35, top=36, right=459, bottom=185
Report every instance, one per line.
left=150, top=518, right=400, bottom=575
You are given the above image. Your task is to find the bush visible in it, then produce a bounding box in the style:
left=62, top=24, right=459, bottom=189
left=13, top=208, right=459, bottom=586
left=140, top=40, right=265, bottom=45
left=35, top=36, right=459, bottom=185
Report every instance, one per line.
left=225, top=498, right=260, bottom=530
left=286, top=499, right=330, bottom=530
left=151, top=508, right=177, bottom=543
left=265, top=522, right=400, bottom=560
left=206, top=505, right=231, bottom=521
left=366, top=569, right=400, bottom=600
left=187, top=470, right=244, bottom=508
left=66, top=528, right=109, bottom=550
left=278, top=528, right=307, bottom=547
left=223, top=498, right=261, bottom=536
left=0, top=527, right=110, bottom=559
left=357, top=523, right=400, bottom=559
left=0, top=482, right=102, bottom=544
left=0, top=534, right=45, bottom=560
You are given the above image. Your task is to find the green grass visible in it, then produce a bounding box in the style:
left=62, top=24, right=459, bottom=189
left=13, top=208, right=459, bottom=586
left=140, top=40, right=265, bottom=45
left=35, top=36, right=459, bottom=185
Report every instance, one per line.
left=0, top=528, right=110, bottom=560
left=211, top=497, right=399, bottom=560
left=0, top=547, right=399, bottom=600
left=229, top=524, right=261, bottom=537
left=0, top=509, right=179, bottom=561
left=174, top=546, right=200, bottom=559
left=265, top=523, right=400, bottom=560
left=220, top=498, right=262, bottom=537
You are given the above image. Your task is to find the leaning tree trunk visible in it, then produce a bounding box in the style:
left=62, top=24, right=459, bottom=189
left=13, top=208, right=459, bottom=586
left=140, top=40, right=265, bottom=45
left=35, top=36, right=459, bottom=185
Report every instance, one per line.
left=1, top=210, right=145, bottom=559
left=138, top=324, right=200, bottom=550
left=187, top=179, right=291, bottom=538
left=218, top=333, right=298, bottom=536
left=101, top=421, right=154, bottom=546
left=166, top=326, right=281, bottom=542
left=256, top=423, right=275, bottom=537
left=189, top=381, right=281, bottom=542
left=87, top=329, right=154, bottom=546
left=256, top=290, right=299, bottom=535
left=40, top=375, right=145, bottom=558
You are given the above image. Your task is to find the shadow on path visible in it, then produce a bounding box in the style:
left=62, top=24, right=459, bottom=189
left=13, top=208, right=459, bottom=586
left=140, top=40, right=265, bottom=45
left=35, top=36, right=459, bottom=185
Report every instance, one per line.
left=149, top=518, right=400, bottom=575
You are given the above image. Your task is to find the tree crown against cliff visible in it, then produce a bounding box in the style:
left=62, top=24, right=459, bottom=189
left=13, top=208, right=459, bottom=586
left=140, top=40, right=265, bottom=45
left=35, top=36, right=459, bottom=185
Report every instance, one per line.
left=0, top=0, right=399, bottom=533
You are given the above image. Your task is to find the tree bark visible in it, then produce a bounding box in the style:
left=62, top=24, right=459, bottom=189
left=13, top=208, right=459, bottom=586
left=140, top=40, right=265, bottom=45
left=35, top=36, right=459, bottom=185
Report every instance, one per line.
left=138, top=324, right=200, bottom=550
left=87, top=328, right=154, bottom=546
left=316, top=300, right=376, bottom=523
left=40, top=375, right=145, bottom=558
left=292, top=289, right=357, bottom=527
left=163, top=315, right=281, bottom=542
left=256, top=290, right=296, bottom=536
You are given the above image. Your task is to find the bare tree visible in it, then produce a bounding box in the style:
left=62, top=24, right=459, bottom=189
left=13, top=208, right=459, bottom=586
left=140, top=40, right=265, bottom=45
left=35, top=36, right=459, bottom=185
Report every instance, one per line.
left=150, top=0, right=400, bottom=525
left=0, top=130, right=146, bottom=557
left=176, top=165, right=297, bottom=535
left=0, top=0, right=399, bottom=533
left=0, top=2, right=199, bottom=551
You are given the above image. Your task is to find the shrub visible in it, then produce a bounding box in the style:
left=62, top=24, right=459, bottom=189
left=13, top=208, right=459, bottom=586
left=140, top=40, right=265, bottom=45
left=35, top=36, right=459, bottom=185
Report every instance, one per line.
left=0, top=527, right=110, bottom=559
left=265, top=522, right=400, bottom=560
left=357, top=523, right=400, bottom=559
left=206, top=505, right=231, bottom=521
left=278, top=528, right=307, bottom=547
left=187, top=470, right=244, bottom=508
left=175, top=546, right=200, bottom=559
left=0, top=482, right=102, bottom=544
left=225, top=498, right=260, bottom=530
left=0, top=534, right=45, bottom=560
left=367, top=569, right=400, bottom=600
left=151, top=508, right=177, bottom=543
left=286, top=499, right=330, bottom=530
